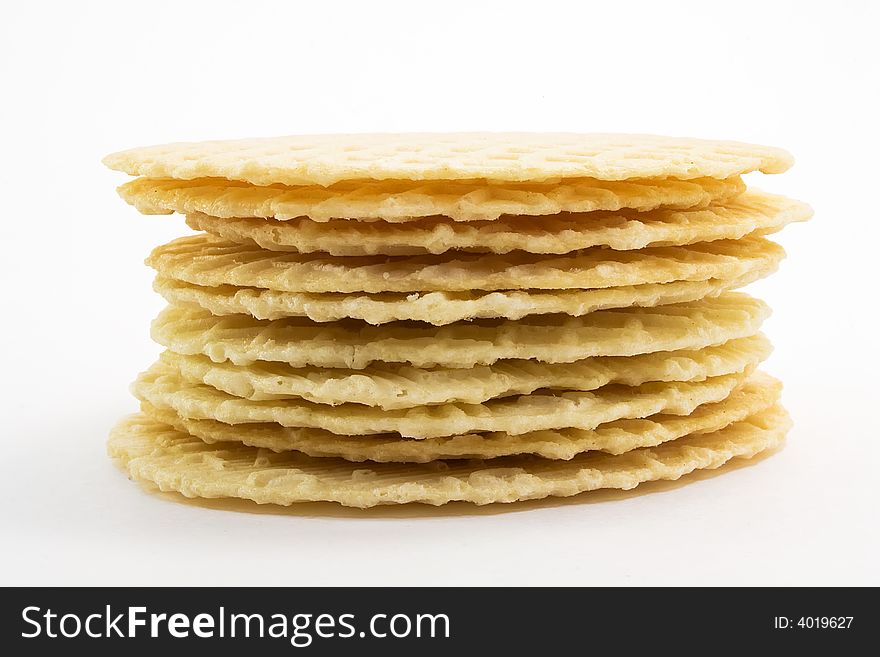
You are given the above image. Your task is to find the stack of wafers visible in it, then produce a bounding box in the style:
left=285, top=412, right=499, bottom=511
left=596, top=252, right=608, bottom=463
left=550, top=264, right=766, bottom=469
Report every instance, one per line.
left=104, top=133, right=811, bottom=508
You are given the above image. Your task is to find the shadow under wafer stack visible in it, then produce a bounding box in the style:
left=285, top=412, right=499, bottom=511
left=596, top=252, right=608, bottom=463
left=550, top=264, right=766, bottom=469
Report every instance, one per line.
left=103, top=133, right=811, bottom=508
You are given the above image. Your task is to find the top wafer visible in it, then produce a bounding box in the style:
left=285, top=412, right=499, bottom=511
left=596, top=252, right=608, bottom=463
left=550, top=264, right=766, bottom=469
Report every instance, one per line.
left=103, top=133, right=793, bottom=187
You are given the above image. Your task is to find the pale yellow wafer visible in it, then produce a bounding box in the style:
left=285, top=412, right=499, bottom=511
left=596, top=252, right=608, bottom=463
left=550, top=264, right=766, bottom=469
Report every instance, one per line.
left=102, top=133, right=793, bottom=186
left=152, top=293, right=770, bottom=369
left=184, top=191, right=811, bottom=255
left=153, top=264, right=774, bottom=325
left=148, top=233, right=783, bottom=293
left=132, top=359, right=749, bottom=439
left=161, top=334, right=770, bottom=408
left=108, top=404, right=791, bottom=507
left=119, top=175, right=745, bottom=222
left=141, top=373, right=782, bottom=461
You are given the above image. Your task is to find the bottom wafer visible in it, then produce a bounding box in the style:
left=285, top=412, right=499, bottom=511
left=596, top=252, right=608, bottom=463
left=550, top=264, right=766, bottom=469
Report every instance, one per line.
left=108, top=404, right=790, bottom=508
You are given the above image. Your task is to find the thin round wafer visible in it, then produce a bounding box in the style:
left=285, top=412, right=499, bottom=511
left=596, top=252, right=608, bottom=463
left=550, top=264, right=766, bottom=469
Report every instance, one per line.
left=108, top=404, right=791, bottom=507
left=132, top=359, right=749, bottom=439
left=148, top=233, right=783, bottom=293
left=153, top=263, right=775, bottom=325
left=184, top=191, right=811, bottom=255
left=102, top=133, right=793, bottom=186
left=152, top=293, right=770, bottom=369
left=118, top=175, right=745, bottom=222
left=140, top=372, right=782, bottom=461
left=161, top=334, right=770, bottom=408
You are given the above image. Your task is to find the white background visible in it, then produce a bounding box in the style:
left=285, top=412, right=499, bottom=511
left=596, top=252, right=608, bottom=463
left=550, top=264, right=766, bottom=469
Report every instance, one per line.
left=1, top=0, right=877, bottom=586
